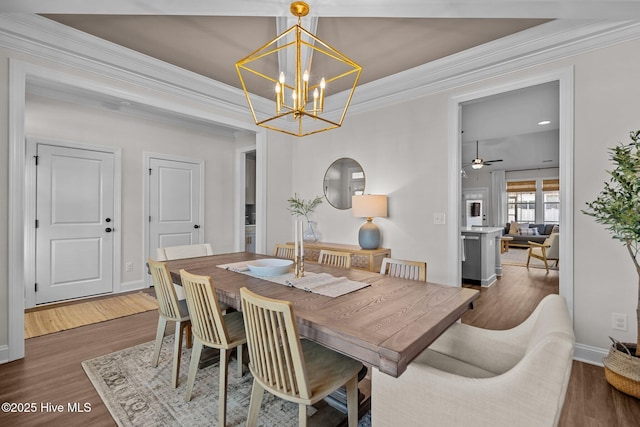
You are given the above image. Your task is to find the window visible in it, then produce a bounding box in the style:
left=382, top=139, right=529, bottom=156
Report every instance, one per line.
left=507, top=192, right=536, bottom=222
left=507, top=180, right=536, bottom=223
left=543, top=179, right=560, bottom=223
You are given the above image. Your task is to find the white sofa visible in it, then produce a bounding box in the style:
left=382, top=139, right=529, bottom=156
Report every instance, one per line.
left=372, top=294, right=575, bottom=427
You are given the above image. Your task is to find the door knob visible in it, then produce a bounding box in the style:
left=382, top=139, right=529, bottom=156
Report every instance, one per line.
left=105, top=218, right=111, bottom=223
left=194, top=225, right=200, bottom=229
left=105, top=227, right=112, bottom=233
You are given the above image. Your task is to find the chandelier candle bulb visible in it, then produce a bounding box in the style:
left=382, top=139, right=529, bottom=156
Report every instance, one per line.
left=319, top=78, right=325, bottom=111
left=313, top=88, right=318, bottom=115
left=275, top=83, right=281, bottom=114
left=303, top=70, right=309, bottom=104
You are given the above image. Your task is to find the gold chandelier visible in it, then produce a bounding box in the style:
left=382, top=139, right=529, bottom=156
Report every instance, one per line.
left=236, top=1, right=362, bottom=137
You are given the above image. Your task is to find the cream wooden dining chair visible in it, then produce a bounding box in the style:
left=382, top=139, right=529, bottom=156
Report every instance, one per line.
left=273, top=243, right=296, bottom=260
left=240, top=287, right=362, bottom=427
left=380, top=257, right=427, bottom=282
left=156, top=243, right=214, bottom=261
left=156, top=243, right=228, bottom=312
left=148, top=258, right=192, bottom=388
left=180, top=269, right=246, bottom=426
left=318, top=249, right=352, bottom=269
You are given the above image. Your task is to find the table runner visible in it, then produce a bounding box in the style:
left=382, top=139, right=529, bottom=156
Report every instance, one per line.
left=217, top=261, right=370, bottom=297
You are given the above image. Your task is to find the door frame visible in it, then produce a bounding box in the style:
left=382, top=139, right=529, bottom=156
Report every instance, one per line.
left=7, top=59, right=264, bottom=362
left=143, top=152, right=205, bottom=286
left=447, top=66, right=574, bottom=318
left=461, top=187, right=489, bottom=227
left=25, top=137, right=122, bottom=309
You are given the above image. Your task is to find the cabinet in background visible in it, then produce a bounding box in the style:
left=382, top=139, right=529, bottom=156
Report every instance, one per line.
left=461, top=227, right=502, bottom=287
left=245, top=157, right=256, bottom=205
left=245, top=225, right=256, bottom=253
left=290, top=241, right=391, bottom=272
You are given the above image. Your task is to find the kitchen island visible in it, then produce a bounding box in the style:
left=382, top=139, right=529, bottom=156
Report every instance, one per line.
left=461, top=226, right=503, bottom=286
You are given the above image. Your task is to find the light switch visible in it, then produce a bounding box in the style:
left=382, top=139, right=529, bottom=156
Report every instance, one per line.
left=433, top=212, right=446, bottom=225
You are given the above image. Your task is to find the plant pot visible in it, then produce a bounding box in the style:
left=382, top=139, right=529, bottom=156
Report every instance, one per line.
left=603, top=339, right=640, bottom=399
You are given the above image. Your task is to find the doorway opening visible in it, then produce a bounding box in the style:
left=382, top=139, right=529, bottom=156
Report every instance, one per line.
left=448, top=67, right=574, bottom=318
left=244, top=150, right=257, bottom=253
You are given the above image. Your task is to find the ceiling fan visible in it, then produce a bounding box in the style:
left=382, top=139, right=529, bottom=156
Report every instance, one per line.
left=463, top=140, right=503, bottom=170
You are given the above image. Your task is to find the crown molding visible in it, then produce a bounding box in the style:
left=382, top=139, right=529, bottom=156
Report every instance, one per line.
left=4, top=1, right=640, bottom=19
left=1, top=15, right=640, bottom=123
left=345, top=19, right=640, bottom=115
left=0, top=14, right=253, bottom=118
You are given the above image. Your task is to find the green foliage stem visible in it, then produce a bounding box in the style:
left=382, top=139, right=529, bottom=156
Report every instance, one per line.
left=287, top=193, right=323, bottom=222
left=582, top=130, right=640, bottom=353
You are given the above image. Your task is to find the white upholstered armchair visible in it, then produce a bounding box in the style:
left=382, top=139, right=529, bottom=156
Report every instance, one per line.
left=372, top=294, right=575, bottom=427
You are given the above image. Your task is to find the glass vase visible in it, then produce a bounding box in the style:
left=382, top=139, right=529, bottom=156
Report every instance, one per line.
left=303, top=220, right=321, bottom=243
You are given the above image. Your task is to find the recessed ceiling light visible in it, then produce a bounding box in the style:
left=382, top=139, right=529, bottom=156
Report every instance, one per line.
left=538, top=120, right=551, bottom=125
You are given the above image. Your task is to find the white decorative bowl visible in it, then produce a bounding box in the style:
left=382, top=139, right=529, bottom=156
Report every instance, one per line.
left=247, top=259, right=293, bottom=276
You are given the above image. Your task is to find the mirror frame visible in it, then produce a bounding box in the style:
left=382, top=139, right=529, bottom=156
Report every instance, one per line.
left=323, top=157, right=365, bottom=210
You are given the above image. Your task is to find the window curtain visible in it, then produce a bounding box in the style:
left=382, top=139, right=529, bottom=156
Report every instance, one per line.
left=490, top=170, right=507, bottom=227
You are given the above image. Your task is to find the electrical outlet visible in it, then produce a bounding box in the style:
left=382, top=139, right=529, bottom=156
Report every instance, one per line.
left=433, top=212, right=446, bottom=225
left=125, top=262, right=133, bottom=272
left=612, top=313, right=628, bottom=331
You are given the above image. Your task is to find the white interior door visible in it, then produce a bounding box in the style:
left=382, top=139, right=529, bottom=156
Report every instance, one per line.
left=148, top=157, right=203, bottom=257
left=35, top=144, right=115, bottom=304
left=461, top=188, right=489, bottom=226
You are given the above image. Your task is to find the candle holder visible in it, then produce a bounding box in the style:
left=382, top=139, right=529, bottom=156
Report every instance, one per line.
left=295, top=255, right=305, bottom=278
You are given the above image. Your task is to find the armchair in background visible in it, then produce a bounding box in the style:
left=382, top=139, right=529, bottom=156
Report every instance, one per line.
left=527, top=232, right=559, bottom=272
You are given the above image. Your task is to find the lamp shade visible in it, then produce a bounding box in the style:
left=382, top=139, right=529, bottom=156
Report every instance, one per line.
left=352, top=195, right=388, bottom=218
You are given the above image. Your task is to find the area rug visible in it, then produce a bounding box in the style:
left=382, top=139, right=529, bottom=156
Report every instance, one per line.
left=500, top=247, right=558, bottom=270
left=25, top=292, right=158, bottom=338
left=82, top=335, right=373, bottom=427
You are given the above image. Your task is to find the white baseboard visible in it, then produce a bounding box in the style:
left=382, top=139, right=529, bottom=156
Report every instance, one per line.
left=574, top=343, right=608, bottom=367
left=0, top=345, right=8, bottom=364
left=118, top=280, right=148, bottom=293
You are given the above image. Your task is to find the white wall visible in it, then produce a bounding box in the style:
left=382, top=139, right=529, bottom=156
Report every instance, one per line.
left=25, top=94, right=238, bottom=285
left=2, top=26, right=640, bottom=365
left=287, top=38, right=640, bottom=354
left=289, top=92, right=452, bottom=284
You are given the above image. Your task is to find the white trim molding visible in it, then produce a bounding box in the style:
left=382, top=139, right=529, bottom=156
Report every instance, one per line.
left=119, top=280, right=148, bottom=294
left=574, top=343, right=608, bottom=367
left=2, top=16, right=640, bottom=121
left=6, top=58, right=261, bottom=362
left=448, top=66, right=575, bottom=316
left=0, top=345, right=8, bottom=365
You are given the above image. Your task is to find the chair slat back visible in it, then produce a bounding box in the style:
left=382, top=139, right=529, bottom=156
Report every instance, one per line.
left=156, top=243, right=213, bottom=261
left=380, top=258, right=427, bottom=282
left=148, top=258, right=184, bottom=320
left=240, top=287, right=310, bottom=400
left=318, top=249, right=352, bottom=269
left=274, top=243, right=296, bottom=260
left=180, top=269, right=229, bottom=347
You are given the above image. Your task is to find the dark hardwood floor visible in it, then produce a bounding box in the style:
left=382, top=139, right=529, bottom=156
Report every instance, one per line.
left=0, top=263, right=638, bottom=426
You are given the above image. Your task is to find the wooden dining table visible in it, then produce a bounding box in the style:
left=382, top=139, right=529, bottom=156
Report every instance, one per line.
left=165, top=251, right=479, bottom=379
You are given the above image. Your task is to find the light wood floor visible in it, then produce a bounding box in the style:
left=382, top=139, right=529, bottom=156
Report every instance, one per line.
left=0, top=264, right=638, bottom=426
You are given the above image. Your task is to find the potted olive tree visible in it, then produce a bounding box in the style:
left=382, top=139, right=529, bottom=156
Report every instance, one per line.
left=583, top=130, right=640, bottom=398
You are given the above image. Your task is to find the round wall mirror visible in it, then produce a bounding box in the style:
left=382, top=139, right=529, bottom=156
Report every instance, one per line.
left=323, top=158, right=365, bottom=210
